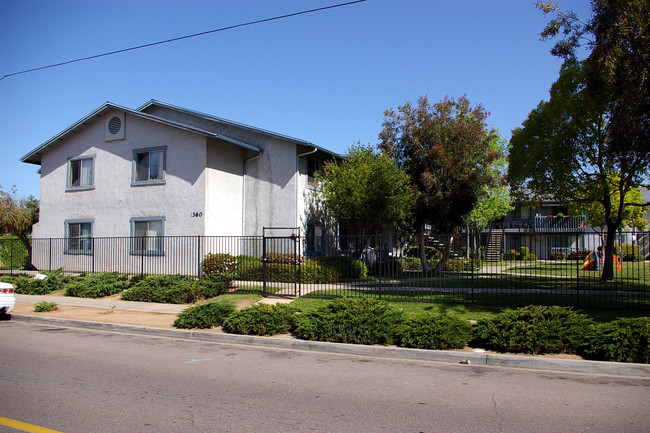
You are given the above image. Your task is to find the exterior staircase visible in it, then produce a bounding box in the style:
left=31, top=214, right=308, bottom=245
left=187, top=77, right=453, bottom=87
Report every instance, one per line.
left=486, top=229, right=504, bottom=262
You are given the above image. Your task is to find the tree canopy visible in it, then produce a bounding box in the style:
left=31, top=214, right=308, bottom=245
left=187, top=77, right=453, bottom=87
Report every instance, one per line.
left=0, top=185, right=39, bottom=269
left=315, top=144, right=415, bottom=238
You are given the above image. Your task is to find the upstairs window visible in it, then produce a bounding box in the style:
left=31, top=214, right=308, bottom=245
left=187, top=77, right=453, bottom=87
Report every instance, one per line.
left=65, top=220, right=93, bottom=254
left=132, top=147, right=166, bottom=186
left=307, top=158, right=321, bottom=187
left=66, top=156, right=94, bottom=191
left=130, top=217, right=165, bottom=255
left=306, top=221, right=323, bottom=255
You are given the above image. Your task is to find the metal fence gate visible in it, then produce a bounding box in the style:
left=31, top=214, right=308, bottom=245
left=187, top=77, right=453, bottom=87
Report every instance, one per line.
left=262, top=227, right=301, bottom=297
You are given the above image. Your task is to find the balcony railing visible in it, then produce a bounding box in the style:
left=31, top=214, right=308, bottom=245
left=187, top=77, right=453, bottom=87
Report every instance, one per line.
left=534, top=215, right=586, bottom=232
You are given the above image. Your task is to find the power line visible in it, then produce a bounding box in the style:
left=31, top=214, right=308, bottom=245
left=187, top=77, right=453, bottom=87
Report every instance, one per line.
left=1, top=0, right=367, bottom=82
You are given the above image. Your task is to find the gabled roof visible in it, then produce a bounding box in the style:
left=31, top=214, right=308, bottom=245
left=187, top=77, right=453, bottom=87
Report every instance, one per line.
left=20, top=100, right=341, bottom=165
left=137, top=100, right=342, bottom=159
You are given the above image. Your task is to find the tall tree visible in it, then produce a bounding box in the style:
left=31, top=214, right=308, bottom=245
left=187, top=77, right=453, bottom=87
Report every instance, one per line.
left=0, top=185, right=39, bottom=269
left=379, top=95, right=500, bottom=271
left=529, top=0, right=650, bottom=280
left=315, top=144, right=415, bottom=256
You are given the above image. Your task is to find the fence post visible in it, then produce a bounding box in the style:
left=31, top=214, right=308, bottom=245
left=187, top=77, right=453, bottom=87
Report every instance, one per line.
left=470, top=233, right=475, bottom=304
left=378, top=233, right=382, bottom=300
left=197, top=235, right=202, bottom=278
left=9, top=238, right=14, bottom=276
left=575, top=231, right=580, bottom=308
left=49, top=238, right=52, bottom=271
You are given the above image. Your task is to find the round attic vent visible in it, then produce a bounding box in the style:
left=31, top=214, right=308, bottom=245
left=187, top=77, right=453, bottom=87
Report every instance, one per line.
left=108, top=116, right=122, bottom=134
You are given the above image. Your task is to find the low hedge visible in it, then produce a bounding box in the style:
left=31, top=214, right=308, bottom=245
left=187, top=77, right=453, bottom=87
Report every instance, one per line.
left=223, top=303, right=298, bottom=336
left=121, top=275, right=227, bottom=304
left=13, top=270, right=69, bottom=295
left=317, top=255, right=367, bottom=279
left=174, top=301, right=237, bottom=329
left=293, top=298, right=403, bottom=345
left=580, top=317, right=650, bottom=363
left=471, top=305, right=593, bottom=355
left=64, top=272, right=132, bottom=298
left=395, top=313, right=473, bottom=350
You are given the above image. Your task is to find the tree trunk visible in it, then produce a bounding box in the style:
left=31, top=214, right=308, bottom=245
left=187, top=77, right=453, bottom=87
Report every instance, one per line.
left=434, top=234, right=455, bottom=272
left=600, top=222, right=617, bottom=282
left=419, top=224, right=429, bottom=273
left=17, top=231, right=36, bottom=270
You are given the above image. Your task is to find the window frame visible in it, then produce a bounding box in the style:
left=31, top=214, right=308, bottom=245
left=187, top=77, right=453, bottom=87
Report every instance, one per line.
left=130, top=217, right=165, bottom=255
left=306, top=157, right=321, bottom=188
left=66, top=155, right=95, bottom=191
left=305, top=221, right=324, bottom=256
left=131, top=146, right=167, bottom=186
left=64, top=219, right=94, bottom=255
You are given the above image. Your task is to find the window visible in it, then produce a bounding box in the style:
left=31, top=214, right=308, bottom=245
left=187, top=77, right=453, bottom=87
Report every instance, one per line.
left=130, top=217, right=165, bottom=255
left=132, top=147, right=166, bottom=185
left=306, top=221, right=323, bottom=255
left=66, top=156, right=94, bottom=190
left=307, top=158, right=321, bottom=187
left=65, top=220, right=93, bottom=254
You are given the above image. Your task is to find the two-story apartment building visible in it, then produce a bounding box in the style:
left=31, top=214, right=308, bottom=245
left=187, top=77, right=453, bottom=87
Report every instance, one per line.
left=20, top=100, right=340, bottom=272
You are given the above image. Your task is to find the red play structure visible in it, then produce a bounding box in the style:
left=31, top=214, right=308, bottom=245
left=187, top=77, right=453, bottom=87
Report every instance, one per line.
left=580, top=250, right=621, bottom=271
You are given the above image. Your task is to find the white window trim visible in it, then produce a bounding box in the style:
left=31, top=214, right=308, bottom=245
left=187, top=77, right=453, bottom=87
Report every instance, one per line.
left=130, top=217, right=165, bottom=255
left=131, top=146, right=167, bottom=186
left=66, top=155, right=95, bottom=192
left=64, top=219, right=94, bottom=255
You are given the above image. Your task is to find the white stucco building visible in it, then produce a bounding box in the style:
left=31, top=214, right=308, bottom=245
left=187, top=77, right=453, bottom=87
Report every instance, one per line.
left=21, top=100, right=340, bottom=273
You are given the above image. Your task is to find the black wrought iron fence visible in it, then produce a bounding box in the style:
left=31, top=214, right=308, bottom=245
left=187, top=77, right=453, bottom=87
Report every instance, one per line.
left=1, top=231, right=648, bottom=310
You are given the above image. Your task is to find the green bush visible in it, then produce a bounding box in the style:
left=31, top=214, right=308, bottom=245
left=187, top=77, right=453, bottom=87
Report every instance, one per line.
left=173, top=301, right=236, bottom=329
left=471, top=305, right=593, bottom=355
left=13, top=270, right=69, bottom=295
left=371, top=258, right=404, bottom=276
left=34, top=301, right=58, bottom=312
left=202, top=253, right=238, bottom=278
left=503, top=250, right=517, bottom=261
left=580, top=317, right=650, bottom=363
left=121, top=275, right=226, bottom=304
left=0, top=237, right=29, bottom=269
left=318, top=256, right=368, bottom=279
left=404, top=245, right=442, bottom=262
left=64, top=272, right=132, bottom=298
left=233, top=255, right=261, bottom=279
left=550, top=252, right=565, bottom=261
left=294, top=298, right=403, bottom=345
left=614, top=243, right=639, bottom=257
left=266, top=253, right=304, bottom=265
left=567, top=249, right=591, bottom=260
left=444, top=258, right=482, bottom=272
left=223, top=303, right=298, bottom=336
left=399, top=257, right=422, bottom=271
left=395, top=313, right=473, bottom=350
left=233, top=259, right=339, bottom=284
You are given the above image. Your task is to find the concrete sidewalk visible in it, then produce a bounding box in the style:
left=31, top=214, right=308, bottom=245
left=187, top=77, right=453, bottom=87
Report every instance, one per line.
left=10, top=294, right=650, bottom=378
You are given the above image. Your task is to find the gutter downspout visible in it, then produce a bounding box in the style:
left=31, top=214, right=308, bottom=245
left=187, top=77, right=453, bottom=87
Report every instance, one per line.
left=296, top=147, right=318, bottom=228
left=242, top=152, right=263, bottom=236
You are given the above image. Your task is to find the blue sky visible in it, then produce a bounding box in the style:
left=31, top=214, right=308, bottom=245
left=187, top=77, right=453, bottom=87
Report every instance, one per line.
left=0, top=0, right=592, bottom=200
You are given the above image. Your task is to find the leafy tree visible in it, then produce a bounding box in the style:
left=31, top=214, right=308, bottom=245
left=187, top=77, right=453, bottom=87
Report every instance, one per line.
left=568, top=175, right=648, bottom=232
left=519, top=1, right=650, bottom=280
left=0, top=185, right=39, bottom=269
left=315, top=144, right=415, bottom=256
left=379, top=95, right=500, bottom=271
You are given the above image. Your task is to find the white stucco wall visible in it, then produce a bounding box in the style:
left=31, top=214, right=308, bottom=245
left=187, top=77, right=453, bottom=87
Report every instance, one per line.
left=32, top=110, right=208, bottom=239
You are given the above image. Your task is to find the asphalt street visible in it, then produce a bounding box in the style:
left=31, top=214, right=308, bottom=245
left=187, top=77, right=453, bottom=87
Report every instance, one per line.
left=2, top=321, right=649, bottom=433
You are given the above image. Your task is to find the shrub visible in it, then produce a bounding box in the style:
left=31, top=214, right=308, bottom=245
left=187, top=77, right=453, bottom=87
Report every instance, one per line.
left=234, top=259, right=339, bottom=284
left=471, top=305, right=593, bottom=355
left=622, top=254, right=643, bottom=262
left=567, top=249, right=591, bottom=260
left=444, top=258, right=482, bottom=272
left=13, top=270, right=69, bottom=295
left=404, top=246, right=442, bottom=262
left=121, top=275, right=226, bottom=304
left=503, top=250, right=517, bottom=261
left=318, top=256, right=368, bottom=279
left=223, top=303, right=298, bottom=336
left=0, top=236, right=29, bottom=269
left=294, top=298, right=403, bottom=345
left=550, top=252, right=565, bottom=261
left=371, top=258, right=404, bottom=276
left=580, top=317, right=650, bottom=363
left=399, top=257, right=422, bottom=271
left=265, top=253, right=305, bottom=265
left=395, top=313, right=473, bottom=350
left=234, top=255, right=262, bottom=280
left=34, top=301, right=58, bottom=312
left=64, top=272, right=132, bottom=298
left=173, top=301, right=236, bottom=329
left=202, top=253, right=238, bottom=278
left=614, top=243, right=639, bottom=257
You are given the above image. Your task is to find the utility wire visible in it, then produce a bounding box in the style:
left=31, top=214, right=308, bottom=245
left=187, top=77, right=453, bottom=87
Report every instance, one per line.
left=1, top=0, right=367, bottom=81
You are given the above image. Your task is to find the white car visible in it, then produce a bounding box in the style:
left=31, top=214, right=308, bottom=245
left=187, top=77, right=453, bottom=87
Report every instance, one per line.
left=0, top=282, right=16, bottom=318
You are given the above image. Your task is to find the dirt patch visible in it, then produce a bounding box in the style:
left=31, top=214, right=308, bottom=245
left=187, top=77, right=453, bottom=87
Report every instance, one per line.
left=13, top=302, right=178, bottom=329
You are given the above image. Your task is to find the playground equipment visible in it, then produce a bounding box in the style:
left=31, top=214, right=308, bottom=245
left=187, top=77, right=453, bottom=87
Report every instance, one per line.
left=581, top=250, right=621, bottom=271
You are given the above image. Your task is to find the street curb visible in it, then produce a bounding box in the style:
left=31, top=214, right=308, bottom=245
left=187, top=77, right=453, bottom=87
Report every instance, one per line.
left=12, top=314, right=650, bottom=377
